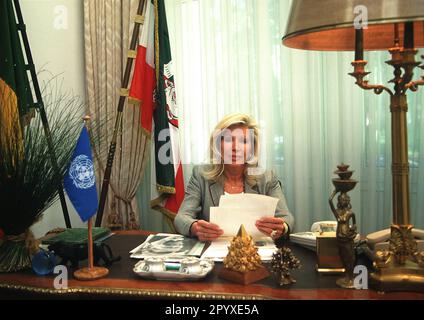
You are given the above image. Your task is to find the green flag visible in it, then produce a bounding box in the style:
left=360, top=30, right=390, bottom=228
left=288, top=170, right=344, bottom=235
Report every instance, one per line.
left=0, top=0, right=34, bottom=149
left=151, top=0, right=185, bottom=215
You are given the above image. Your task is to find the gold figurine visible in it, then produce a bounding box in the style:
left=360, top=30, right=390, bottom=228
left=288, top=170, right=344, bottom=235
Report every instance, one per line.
left=223, top=225, right=262, bottom=272
left=329, top=164, right=358, bottom=289
left=219, top=225, right=269, bottom=285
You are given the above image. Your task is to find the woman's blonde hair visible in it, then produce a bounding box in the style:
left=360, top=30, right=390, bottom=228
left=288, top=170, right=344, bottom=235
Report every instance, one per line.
left=202, top=113, right=260, bottom=186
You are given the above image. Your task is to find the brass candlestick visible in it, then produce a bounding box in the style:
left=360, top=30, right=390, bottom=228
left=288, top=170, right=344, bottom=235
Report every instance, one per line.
left=329, top=164, right=358, bottom=289
left=350, top=44, right=424, bottom=292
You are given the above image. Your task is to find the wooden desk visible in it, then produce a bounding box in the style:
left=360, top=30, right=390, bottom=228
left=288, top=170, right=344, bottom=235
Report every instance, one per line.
left=0, top=231, right=423, bottom=300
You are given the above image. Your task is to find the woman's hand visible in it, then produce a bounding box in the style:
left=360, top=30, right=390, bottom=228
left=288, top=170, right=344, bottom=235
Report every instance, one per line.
left=255, top=217, right=287, bottom=239
left=191, top=220, right=224, bottom=241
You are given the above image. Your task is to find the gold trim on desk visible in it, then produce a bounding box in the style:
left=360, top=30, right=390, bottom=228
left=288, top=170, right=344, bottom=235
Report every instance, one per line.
left=0, top=282, right=266, bottom=300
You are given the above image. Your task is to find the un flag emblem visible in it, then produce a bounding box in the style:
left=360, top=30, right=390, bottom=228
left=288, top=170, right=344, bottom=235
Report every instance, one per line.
left=69, top=155, right=96, bottom=189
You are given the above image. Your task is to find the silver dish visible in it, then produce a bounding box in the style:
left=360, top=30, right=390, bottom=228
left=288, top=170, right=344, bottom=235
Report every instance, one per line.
left=133, top=257, right=214, bottom=281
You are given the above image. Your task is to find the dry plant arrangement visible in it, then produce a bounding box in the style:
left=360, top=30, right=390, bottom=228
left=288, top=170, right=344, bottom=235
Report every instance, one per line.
left=0, top=79, right=86, bottom=272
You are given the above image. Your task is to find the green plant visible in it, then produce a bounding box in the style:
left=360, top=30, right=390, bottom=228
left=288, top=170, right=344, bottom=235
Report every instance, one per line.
left=0, top=79, right=84, bottom=271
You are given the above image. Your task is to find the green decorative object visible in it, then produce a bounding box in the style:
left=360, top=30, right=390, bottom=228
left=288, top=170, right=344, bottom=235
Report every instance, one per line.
left=42, top=228, right=111, bottom=245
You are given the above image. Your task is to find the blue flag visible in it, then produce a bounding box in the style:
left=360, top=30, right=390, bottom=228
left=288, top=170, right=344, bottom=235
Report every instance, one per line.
left=64, top=126, right=98, bottom=222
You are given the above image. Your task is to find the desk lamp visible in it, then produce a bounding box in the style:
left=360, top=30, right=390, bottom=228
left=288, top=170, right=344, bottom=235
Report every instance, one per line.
left=283, top=0, right=424, bottom=291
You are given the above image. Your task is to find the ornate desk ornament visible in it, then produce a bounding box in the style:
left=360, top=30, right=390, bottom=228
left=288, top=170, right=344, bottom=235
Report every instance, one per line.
left=218, top=224, right=269, bottom=285
left=133, top=257, right=214, bottom=281
left=270, top=241, right=301, bottom=286
left=328, top=164, right=358, bottom=289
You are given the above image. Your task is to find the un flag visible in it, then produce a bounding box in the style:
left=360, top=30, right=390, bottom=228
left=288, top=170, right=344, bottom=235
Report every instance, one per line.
left=64, top=127, right=98, bottom=222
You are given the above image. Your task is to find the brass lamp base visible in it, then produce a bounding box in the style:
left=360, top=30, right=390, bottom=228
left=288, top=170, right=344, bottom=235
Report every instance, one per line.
left=370, top=224, right=424, bottom=292
left=370, top=263, right=424, bottom=292
left=74, top=266, right=109, bottom=281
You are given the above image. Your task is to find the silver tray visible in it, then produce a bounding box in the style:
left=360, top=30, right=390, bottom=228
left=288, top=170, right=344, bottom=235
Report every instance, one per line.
left=133, top=258, right=214, bottom=281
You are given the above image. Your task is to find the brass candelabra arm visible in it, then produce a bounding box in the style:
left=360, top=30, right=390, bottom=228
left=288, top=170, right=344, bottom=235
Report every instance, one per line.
left=349, top=61, right=393, bottom=96
left=394, top=49, right=421, bottom=93
left=356, top=80, right=393, bottom=96
left=405, top=75, right=424, bottom=92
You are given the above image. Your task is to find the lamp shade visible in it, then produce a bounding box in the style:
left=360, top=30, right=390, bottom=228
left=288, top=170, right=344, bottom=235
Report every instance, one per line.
left=282, top=0, right=424, bottom=51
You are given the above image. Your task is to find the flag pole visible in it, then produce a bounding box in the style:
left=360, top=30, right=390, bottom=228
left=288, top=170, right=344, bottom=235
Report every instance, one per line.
left=74, top=116, right=109, bottom=281
left=95, top=0, right=147, bottom=227
left=12, top=0, right=71, bottom=228
left=88, top=217, right=94, bottom=269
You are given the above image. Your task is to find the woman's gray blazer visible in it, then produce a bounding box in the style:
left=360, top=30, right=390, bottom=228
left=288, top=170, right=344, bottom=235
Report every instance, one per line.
left=174, top=165, right=294, bottom=237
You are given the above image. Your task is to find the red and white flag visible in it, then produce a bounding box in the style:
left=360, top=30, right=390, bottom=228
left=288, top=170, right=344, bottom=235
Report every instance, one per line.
left=129, top=0, right=184, bottom=218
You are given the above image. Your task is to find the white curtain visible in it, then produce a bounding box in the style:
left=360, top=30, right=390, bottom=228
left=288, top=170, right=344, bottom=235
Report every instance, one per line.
left=138, top=0, right=424, bottom=235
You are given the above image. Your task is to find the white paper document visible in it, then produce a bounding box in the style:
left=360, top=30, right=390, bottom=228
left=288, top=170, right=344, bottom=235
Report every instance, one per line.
left=210, top=207, right=265, bottom=238
left=203, top=193, right=280, bottom=261
left=218, top=193, right=279, bottom=215
left=209, top=193, right=279, bottom=238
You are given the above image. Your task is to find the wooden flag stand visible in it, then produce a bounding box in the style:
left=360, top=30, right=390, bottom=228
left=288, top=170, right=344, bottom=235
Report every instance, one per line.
left=74, top=116, right=109, bottom=281
left=74, top=217, right=109, bottom=280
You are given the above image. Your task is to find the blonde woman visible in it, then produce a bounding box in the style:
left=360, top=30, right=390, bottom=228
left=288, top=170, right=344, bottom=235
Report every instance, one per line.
left=174, top=113, right=293, bottom=242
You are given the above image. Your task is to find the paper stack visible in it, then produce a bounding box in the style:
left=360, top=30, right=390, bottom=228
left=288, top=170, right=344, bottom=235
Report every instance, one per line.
left=201, top=193, right=279, bottom=261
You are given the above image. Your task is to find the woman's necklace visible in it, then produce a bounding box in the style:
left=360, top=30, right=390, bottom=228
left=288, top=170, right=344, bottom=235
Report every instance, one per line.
left=224, top=180, right=244, bottom=193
